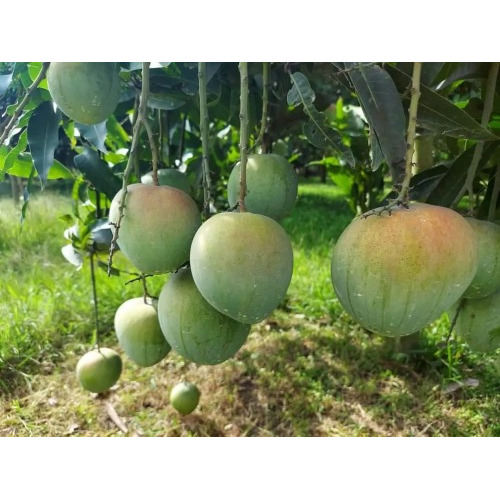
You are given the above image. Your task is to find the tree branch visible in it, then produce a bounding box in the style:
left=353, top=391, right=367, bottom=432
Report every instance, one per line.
left=0, top=62, right=49, bottom=145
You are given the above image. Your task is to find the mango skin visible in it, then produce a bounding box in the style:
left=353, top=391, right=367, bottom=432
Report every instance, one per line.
left=141, top=169, right=192, bottom=196
left=190, top=212, right=294, bottom=324
left=331, top=203, right=478, bottom=337
left=109, top=184, right=201, bottom=274
left=47, top=62, right=120, bottom=125
left=452, top=292, right=500, bottom=353
left=158, top=268, right=250, bottom=365
left=76, top=348, right=122, bottom=393
left=114, top=297, right=171, bottom=367
left=169, top=382, right=200, bottom=415
left=227, top=154, right=298, bottom=221
left=462, top=218, right=500, bottom=299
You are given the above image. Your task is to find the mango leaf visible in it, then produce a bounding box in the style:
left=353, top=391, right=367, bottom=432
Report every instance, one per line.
left=105, top=114, right=129, bottom=150
left=369, top=127, right=384, bottom=170
left=27, top=62, right=48, bottom=90
left=396, top=63, right=445, bottom=87
left=345, top=62, right=407, bottom=181
left=0, top=145, right=8, bottom=171
left=76, top=120, right=108, bottom=153
left=74, top=146, right=121, bottom=200
left=27, top=101, right=61, bottom=187
left=407, top=164, right=448, bottom=201
left=0, top=72, right=13, bottom=97
left=433, top=62, right=490, bottom=90
left=48, top=160, right=74, bottom=180
left=426, top=143, right=497, bottom=207
left=97, top=259, right=120, bottom=276
left=20, top=165, right=36, bottom=227
left=147, top=92, right=186, bottom=111
left=61, top=244, right=84, bottom=269
left=0, top=129, right=28, bottom=181
left=385, top=65, right=499, bottom=141
left=6, top=153, right=73, bottom=180
left=4, top=152, right=32, bottom=177
left=287, top=72, right=355, bottom=167
left=476, top=166, right=500, bottom=220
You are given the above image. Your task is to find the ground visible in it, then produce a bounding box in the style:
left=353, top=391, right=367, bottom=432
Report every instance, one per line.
left=0, top=183, right=498, bottom=436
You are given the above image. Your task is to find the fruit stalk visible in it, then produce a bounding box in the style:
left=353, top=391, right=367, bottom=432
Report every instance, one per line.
left=458, top=62, right=499, bottom=212
left=198, top=62, right=212, bottom=218
left=397, top=62, right=422, bottom=206
left=238, top=62, right=249, bottom=212
left=0, top=62, right=49, bottom=145
left=108, top=62, right=153, bottom=275
left=362, top=62, right=422, bottom=218
left=140, top=64, right=159, bottom=186
left=257, top=62, right=270, bottom=151
left=89, top=251, right=101, bottom=349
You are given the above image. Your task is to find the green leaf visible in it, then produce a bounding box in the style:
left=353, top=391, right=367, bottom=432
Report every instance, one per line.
left=20, top=165, right=36, bottom=227
left=5, top=152, right=33, bottom=177
left=105, top=114, right=129, bottom=150
left=287, top=72, right=355, bottom=167
left=0, top=129, right=28, bottom=182
left=48, top=160, right=74, bottom=180
left=385, top=65, right=499, bottom=141
left=97, top=259, right=120, bottom=276
left=27, top=62, right=48, bottom=90
left=27, top=101, right=61, bottom=187
left=76, top=120, right=108, bottom=153
left=345, top=62, right=406, bottom=179
left=0, top=72, right=13, bottom=97
left=147, top=92, right=186, bottom=111
left=0, top=145, right=8, bottom=171
left=5, top=153, right=73, bottom=180
left=426, top=143, right=497, bottom=207
left=63, top=120, right=76, bottom=148
left=73, top=146, right=122, bottom=200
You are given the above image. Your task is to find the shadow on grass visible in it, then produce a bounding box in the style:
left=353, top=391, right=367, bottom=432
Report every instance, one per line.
left=182, top=319, right=500, bottom=437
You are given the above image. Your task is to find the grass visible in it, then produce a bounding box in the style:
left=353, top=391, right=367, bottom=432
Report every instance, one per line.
left=0, top=183, right=498, bottom=436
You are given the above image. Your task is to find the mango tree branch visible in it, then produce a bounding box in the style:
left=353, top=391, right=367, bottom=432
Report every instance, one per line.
left=198, top=62, right=212, bottom=218
left=457, top=62, right=499, bottom=212
left=107, top=62, right=152, bottom=275
left=238, top=62, right=249, bottom=212
left=0, top=62, right=49, bottom=145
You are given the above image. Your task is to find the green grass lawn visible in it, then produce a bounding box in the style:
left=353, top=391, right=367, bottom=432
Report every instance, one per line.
left=0, top=183, right=498, bottom=436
